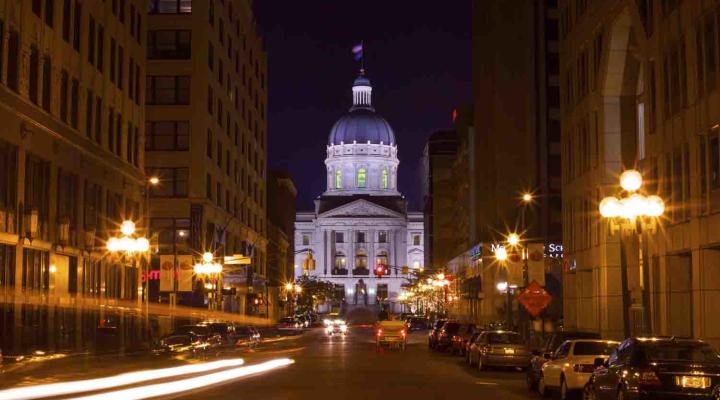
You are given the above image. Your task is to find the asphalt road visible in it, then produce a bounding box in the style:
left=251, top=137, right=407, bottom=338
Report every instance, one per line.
left=177, top=327, right=533, bottom=400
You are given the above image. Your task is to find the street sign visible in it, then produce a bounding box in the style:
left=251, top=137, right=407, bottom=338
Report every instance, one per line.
left=516, top=280, right=552, bottom=317
left=224, top=255, right=251, bottom=265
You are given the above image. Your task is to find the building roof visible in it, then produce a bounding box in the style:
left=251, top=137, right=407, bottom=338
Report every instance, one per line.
left=316, top=194, right=407, bottom=215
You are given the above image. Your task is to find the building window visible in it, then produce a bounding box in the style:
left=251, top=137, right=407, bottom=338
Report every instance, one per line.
left=302, top=234, right=310, bottom=246
left=335, top=232, right=344, bottom=243
left=72, top=1, right=81, bottom=51
left=376, top=252, right=388, bottom=266
left=41, top=56, right=52, bottom=112
left=0, top=244, right=15, bottom=287
left=70, top=78, right=79, bottom=128
left=149, top=0, right=192, bottom=14
left=29, top=47, right=39, bottom=104
left=0, top=140, right=18, bottom=233
left=97, top=24, right=104, bottom=71
left=412, top=260, right=421, bottom=270
left=382, top=169, right=388, bottom=189
left=22, top=249, right=49, bottom=290
left=62, top=0, right=71, bottom=42
left=110, top=38, right=116, bottom=83
left=32, top=0, right=42, bottom=17
left=356, top=231, right=365, bottom=243
left=378, top=231, right=387, bottom=243
left=57, top=170, right=78, bottom=245
left=25, top=154, right=50, bottom=240
left=150, top=218, right=190, bottom=253
left=145, top=121, right=190, bottom=151
left=147, top=30, right=191, bottom=59
left=413, top=235, right=421, bottom=246
left=354, top=251, right=367, bottom=271
left=334, top=253, right=346, bottom=270
left=356, top=168, right=366, bottom=188
left=45, top=0, right=54, bottom=27
left=7, top=29, right=19, bottom=92
left=147, top=167, right=188, bottom=197
left=376, top=284, right=388, bottom=301
left=85, top=89, right=93, bottom=138
left=146, top=76, right=190, bottom=105
left=335, top=170, right=342, bottom=189
left=88, top=17, right=95, bottom=65
left=117, top=46, right=124, bottom=89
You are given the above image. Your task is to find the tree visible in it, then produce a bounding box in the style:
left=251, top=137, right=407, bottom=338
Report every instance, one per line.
left=295, top=275, right=343, bottom=313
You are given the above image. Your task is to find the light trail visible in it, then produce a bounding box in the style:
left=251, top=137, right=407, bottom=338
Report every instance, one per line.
left=0, top=358, right=245, bottom=400
left=69, top=358, right=295, bottom=400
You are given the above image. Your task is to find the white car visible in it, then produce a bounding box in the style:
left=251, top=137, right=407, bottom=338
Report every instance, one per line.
left=538, top=339, right=619, bottom=400
left=325, top=320, right=348, bottom=336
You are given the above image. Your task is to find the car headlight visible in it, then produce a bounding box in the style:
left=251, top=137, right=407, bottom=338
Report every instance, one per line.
left=340, top=325, right=348, bottom=333
left=323, top=319, right=332, bottom=326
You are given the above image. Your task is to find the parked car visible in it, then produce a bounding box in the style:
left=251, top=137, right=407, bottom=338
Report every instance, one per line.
left=156, top=325, right=221, bottom=354
left=278, top=317, right=303, bottom=330
left=527, top=330, right=601, bottom=391
left=435, top=321, right=462, bottom=351
left=202, top=322, right=242, bottom=346
left=407, top=317, right=430, bottom=331
left=234, top=325, right=261, bottom=348
left=538, top=339, right=619, bottom=399
left=583, top=337, right=720, bottom=400
left=464, top=332, right=482, bottom=363
left=468, top=330, right=531, bottom=370
left=428, top=319, right=448, bottom=349
left=450, top=323, right=477, bottom=355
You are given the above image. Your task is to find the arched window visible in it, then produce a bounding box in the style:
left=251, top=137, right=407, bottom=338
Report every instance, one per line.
left=356, top=168, right=366, bottom=188
left=376, top=251, right=388, bottom=266
left=382, top=169, right=388, bottom=189
left=355, top=251, right=367, bottom=269
left=334, top=253, right=346, bottom=269
left=335, top=170, right=342, bottom=188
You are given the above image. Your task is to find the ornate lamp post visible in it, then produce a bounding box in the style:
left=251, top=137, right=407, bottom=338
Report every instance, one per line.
left=284, top=282, right=302, bottom=316
left=598, top=169, right=665, bottom=338
left=194, top=252, right=223, bottom=310
left=106, top=220, right=151, bottom=301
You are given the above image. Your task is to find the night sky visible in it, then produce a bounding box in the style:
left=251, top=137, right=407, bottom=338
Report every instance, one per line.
left=255, top=1, right=472, bottom=210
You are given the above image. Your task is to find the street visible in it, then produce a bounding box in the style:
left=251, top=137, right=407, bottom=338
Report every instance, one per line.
left=0, top=327, right=535, bottom=400
left=195, top=327, right=530, bottom=400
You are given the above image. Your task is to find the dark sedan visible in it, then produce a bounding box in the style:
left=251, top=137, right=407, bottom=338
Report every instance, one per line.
left=435, top=321, right=462, bottom=351
left=584, top=337, right=720, bottom=400
left=428, top=319, right=448, bottom=349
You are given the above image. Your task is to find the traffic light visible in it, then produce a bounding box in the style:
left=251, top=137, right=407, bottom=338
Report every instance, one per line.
left=302, top=252, right=316, bottom=271
left=375, top=264, right=385, bottom=278
left=401, top=265, right=409, bottom=274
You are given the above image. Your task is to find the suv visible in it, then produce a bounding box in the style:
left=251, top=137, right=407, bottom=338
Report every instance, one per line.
left=435, top=321, right=462, bottom=351
left=526, top=331, right=600, bottom=391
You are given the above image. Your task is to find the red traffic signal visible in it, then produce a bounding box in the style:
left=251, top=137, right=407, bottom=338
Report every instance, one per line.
left=375, top=264, right=386, bottom=277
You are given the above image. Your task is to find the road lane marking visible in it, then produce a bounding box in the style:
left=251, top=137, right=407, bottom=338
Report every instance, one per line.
left=69, top=358, right=295, bottom=400
left=0, top=358, right=245, bottom=400
left=474, top=381, right=500, bottom=385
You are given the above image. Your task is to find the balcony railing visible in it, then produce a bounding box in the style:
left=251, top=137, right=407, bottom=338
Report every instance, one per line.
left=352, top=268, right=369, bottom=275
left=332, top=268, right=348, bottom=276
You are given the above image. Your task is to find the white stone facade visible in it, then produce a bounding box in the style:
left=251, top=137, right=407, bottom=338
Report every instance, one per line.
left=294, top=72, right=424, bottom=314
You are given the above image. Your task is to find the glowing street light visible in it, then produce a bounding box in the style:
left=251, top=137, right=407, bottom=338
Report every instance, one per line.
left=148, top=176, right=160, bottom=185
left=494, top=246, right=508, bottom=262
left=619, top=169, right=643, bottom=192
left=522, top=193, right=533, bottom=203
left=507, top=233, right=520, bottom=246
left=496, top=281, right=508, bottom=292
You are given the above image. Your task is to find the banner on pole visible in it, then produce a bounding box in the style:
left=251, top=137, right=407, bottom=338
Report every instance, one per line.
left=177, top=255, right=194, bottom=292
left=527, top=243, right=546, bottom=286
left=159, top=255, right=174, bottom=292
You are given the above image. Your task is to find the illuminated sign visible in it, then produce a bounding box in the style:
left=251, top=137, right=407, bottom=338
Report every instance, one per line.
left=544, top=243, right=563, bottom=258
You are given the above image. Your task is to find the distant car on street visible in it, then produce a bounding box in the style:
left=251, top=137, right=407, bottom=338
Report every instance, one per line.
left=376, top=320, right=407, bottom=351
left=538, top=339, right=619, bottom=399
left=407, top=317, right=430, bottom=331
left=583, top=337, right=720, bottom=400
left=325, top=320, right=348, bottom=337
left=464, top=332, right=482, bottom=362
left=428, top=319, right=448, bottom=349
left=156, top=325, right=221, bottom=354
left=468, top=330, right=531, bottom=370
left=526, top=330, right=600, bottom=391
left=234, top=325, right=261, bottom=348
left=278, top=317, right=303, bottom=330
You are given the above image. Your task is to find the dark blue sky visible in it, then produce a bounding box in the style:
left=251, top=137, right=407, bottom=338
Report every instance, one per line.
left=255, top=1, right=472, bottom=210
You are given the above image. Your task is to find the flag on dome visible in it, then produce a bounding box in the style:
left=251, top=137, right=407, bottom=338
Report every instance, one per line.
left=352, top=42, right=363, bottom=62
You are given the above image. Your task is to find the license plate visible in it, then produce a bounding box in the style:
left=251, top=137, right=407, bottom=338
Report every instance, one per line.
left=675, top=376, right=711, bottom=389
left=504, top=348, right=515, bottom=355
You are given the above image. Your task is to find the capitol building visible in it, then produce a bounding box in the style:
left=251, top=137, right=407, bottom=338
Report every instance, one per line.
left=294, top=71, right=424, bottom=315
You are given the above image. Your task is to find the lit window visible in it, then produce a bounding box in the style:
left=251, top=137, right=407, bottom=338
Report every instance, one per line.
left=335, top=170, right=342, bottom=188
left=357, top=168, right=366, bottom=188
left=378, top=231, right=387, bottom=243
left=382, top=169, right=388, bottom=189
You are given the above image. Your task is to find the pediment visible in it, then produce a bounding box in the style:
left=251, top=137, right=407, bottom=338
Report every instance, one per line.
left=319, top=199, right=403, bottom=219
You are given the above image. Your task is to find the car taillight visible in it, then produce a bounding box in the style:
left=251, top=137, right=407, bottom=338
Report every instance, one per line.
left=377, top=329, right=383, bottom=336
left=638, top=370, right=662, bottom=386
left=573, top=364, right=596, bottom=373
left=401, top=330, right=406, bottom=336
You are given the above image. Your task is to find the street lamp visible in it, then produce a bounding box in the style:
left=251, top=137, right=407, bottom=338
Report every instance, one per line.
left=522, top=192, right=533, bottom=203
left=507, top=233, right=520, bottom=247
left=494, top=246, right=508, bottom=262
left=496, top=281, right=513, bottom=329
left=599, top=169, right=664, bottom=338
left=106, top=220, right=151, bottom=302
left=194, top=252, right=223, bottom=310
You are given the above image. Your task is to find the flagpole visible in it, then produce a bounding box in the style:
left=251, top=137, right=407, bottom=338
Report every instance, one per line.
left=361, top=40, right=365, bottom=72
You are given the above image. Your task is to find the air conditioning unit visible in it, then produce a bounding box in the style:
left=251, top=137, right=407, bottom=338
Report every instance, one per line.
left=24, top=208, right=39, bottom=239
left=58, top=219, right=70, bottom=244
left=84, top=229, right=96, bottom=249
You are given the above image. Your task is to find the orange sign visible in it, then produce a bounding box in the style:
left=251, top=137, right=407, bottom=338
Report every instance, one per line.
left=516, top=280, right=552, bottom=317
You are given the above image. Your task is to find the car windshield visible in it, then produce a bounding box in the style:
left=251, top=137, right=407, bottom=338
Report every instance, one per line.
left=444, top=323, right=461, bottom=333
left=573, top=342, right=617, bottom=356
left=642, top=342, right=720, bottom=363
left=487, top=332, right=523, bottom=344
left=551, top=332, right=600, bottom=349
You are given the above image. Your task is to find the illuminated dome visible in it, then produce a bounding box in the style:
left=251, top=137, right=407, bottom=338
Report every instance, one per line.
left=327, top=72, right=396, bottom=146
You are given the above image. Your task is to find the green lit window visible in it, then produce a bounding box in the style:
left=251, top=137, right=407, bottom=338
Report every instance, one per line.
left=382, top=169, right=388, bottom=189
left=357, top=168, right=366, bottom=188
left=335, top=170, right=342, bottom=188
